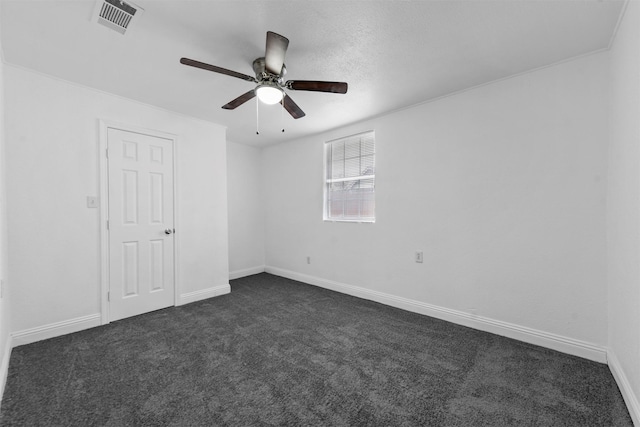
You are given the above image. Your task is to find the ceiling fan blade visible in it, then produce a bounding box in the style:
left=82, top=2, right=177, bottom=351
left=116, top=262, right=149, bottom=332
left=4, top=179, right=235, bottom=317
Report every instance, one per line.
left=282, top=94, right=305, bottom=119
left=180, top=58, right=257, bottom=83
left=222, top=90, right=256, bottom=110
left=287, top=80, right=348, bottom=94
left=264, top=31, right=289, bottom=75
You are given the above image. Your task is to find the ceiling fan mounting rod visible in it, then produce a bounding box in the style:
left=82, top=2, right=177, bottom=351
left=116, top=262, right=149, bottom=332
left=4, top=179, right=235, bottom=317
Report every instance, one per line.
left=252, top=57, right=286, bottom=83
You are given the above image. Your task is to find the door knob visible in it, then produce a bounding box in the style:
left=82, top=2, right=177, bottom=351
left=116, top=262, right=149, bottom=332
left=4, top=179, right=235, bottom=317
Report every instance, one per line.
left=164, top=229, right=173, bottom=235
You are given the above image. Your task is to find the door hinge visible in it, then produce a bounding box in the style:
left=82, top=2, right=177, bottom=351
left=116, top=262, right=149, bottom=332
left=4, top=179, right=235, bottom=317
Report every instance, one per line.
left=106, top=220, right=110, bottom=230
left=106, top=148, right=109, bottom=158
left=107, top=291, right=110, bottom=302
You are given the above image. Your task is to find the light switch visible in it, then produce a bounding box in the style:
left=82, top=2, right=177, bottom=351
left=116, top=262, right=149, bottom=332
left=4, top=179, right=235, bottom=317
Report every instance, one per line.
left=87, top=196, right=99, bottom=208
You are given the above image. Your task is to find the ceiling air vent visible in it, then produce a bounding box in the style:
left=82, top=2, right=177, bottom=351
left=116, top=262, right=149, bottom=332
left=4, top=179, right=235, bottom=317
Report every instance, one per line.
left=94, top=0, right=143, bottom=35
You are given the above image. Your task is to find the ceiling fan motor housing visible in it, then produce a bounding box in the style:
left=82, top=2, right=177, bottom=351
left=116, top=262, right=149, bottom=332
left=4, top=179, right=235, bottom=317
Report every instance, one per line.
left=252, top=57, right=286, bottom=81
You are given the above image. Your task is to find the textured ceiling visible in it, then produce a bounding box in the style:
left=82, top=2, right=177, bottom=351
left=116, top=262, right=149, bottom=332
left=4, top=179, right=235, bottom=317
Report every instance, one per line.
left=0, top=0, right=626, bottom=147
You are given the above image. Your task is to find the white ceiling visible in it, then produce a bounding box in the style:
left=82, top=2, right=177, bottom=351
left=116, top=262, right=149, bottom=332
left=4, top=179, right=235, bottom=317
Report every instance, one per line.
left=0, top=0, right=626, bottom=147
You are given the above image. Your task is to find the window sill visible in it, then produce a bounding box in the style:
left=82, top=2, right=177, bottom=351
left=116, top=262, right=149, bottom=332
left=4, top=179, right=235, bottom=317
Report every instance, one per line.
left=323, top=219, right=375, bottom=224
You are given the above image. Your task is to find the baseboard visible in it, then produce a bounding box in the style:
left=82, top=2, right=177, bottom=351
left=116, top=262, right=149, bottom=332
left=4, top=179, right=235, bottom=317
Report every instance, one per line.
left=229, top=265, right=265, bottom=280
left=10, top=285, right=232, bottom=346
left=0, top=334, right=13, bottom=410
left=11, top=313, right=102, bottom=348
left=178, top=283, right=231, bottom=306
left=608, top=350, right=640, bottom=426
left=265, top=266, right=608, bottom=363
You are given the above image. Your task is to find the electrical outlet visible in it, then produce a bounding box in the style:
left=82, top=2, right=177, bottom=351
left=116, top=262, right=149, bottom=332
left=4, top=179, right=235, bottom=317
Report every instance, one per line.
left=306, top=256, right=311, bottom=264
left=415, top=251, right=423, bottom=263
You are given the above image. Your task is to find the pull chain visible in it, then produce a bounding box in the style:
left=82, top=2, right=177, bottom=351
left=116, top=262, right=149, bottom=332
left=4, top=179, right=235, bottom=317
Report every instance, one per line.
left=255, top=95, right=260, bottom=135
left=280, top=97, right=285, bottom=133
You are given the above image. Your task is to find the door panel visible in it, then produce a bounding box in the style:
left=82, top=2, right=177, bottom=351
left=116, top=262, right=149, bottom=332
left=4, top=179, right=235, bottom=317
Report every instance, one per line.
left=108, top=128, right=175, bottom=321
left=149, top=239, right=165, bottom=291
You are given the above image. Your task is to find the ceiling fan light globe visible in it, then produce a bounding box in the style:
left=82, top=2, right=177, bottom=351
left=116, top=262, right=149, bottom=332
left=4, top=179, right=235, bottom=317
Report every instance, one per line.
left=256, top=85, right=283, bottom=105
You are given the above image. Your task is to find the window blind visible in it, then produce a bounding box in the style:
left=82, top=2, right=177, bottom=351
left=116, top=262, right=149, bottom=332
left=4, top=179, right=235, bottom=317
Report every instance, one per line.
left=324, top=131, right=375, bottom=222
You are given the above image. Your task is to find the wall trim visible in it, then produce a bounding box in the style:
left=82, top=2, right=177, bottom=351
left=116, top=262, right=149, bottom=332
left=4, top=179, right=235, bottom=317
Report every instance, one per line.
left=607, top=0, right=631, bottom=49
left=0, top=334, right=13, bottom=410
left=608, top=350, right=640, bottom=426
left=265, top=266, right=608, bottom=364
left=230, top=265, right=265, bottom=280
left=178, top=284, right=231, bottom=306
left=11, top=314, right=102, bottom=348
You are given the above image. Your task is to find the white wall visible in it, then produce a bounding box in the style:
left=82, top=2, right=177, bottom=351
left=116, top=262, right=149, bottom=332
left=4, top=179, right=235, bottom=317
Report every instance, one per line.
left=227, top=141, right=265, bottom=279
left=0, top=7, right=13, bottom=402
left=607, top=1, right=640, bottom=423
left=263, top=51, right=609, bottom=359
left=4, top=66, right=229, bottom=339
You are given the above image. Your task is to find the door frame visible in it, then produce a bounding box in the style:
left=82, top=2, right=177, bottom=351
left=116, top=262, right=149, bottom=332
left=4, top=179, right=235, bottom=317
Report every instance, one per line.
left=98, top=119, right=179, bottom=325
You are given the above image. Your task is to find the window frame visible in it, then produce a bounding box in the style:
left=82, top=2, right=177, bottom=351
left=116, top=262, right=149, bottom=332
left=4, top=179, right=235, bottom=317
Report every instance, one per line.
left=323, top=130, right=376, bottom=223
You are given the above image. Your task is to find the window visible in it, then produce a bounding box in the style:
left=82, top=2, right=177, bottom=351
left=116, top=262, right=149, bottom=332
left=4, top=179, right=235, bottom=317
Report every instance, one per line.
left=324, top=131, right=375, bottom=222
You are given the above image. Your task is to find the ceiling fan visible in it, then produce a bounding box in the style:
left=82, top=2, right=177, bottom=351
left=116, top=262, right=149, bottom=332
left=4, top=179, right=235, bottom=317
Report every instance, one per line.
left=180, top=31, right=348, bottom=119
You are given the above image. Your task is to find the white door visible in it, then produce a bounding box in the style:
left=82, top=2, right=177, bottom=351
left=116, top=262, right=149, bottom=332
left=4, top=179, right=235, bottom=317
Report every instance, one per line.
left=107, top=128, right=175, bottom=321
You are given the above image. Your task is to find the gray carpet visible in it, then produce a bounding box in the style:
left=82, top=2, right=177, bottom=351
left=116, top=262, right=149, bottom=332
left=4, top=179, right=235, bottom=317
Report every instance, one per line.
left=0, top=273, right=633, bottom=426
